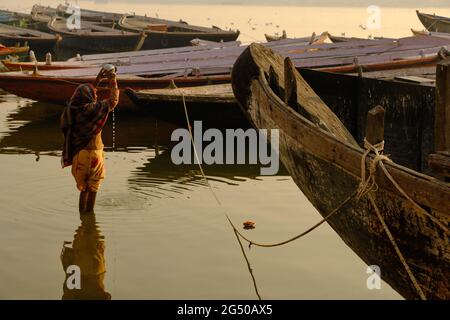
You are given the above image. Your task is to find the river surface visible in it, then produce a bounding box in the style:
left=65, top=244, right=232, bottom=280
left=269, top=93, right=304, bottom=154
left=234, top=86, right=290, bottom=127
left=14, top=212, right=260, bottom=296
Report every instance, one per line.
left=0, top=93, right=402, bottom=299
left=0, top=0, right=438, bottom=300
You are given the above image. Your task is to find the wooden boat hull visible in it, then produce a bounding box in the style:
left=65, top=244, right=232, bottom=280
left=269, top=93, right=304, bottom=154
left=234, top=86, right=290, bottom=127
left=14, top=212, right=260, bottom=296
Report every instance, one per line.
left=0, top=73, right=230, bottom=108
left=0, top=22, right=59, bottom=55
left=0, top=36, right=56, bottom=54
left=411, top=29, right=450, bottom=39
left=1, top=60, right=86, bottom=71
left=125, top=86, right=247, bottom=128
left=265, top=34, right=284, bottom=42
left=138, top=30, right=239, bottom=50
left=417, top=10, right=450, bottom=33
left=0, top=45, right=28, bottom=57
left=119, top=15, right=239, bottom=49
left=36, top=5, right=240, bottom=50
left=232, top=44, right=450, bottom=299
left=55, top=34, right=145, bottom=53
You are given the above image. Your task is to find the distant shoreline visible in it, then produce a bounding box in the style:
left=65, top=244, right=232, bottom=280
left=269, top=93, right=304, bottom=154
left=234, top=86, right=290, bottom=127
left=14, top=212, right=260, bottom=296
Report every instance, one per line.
left=104, top=0, right=450, bottom=8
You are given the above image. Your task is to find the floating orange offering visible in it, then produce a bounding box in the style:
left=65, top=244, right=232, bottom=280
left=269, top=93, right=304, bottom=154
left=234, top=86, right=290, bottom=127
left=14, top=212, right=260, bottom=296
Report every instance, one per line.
left=243, top=220, right=255, bottom=230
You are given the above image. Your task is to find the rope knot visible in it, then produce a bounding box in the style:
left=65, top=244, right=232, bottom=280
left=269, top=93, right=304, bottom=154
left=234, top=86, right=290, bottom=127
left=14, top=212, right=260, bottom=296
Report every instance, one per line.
left=356, top=138, right=391, bottom=199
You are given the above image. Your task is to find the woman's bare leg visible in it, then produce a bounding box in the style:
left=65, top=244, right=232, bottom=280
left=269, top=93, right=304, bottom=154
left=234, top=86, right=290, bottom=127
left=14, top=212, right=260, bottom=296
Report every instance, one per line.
left=79, top=191, right=88, bottom=213
left=85, top=191, right=97, bottom=213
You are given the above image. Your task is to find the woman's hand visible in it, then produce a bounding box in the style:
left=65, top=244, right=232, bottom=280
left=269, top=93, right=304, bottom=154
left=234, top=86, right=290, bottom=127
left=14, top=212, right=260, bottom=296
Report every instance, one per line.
left=107, top=72, right=118, bottom=88
left=93, top=69, right=108, bottom=87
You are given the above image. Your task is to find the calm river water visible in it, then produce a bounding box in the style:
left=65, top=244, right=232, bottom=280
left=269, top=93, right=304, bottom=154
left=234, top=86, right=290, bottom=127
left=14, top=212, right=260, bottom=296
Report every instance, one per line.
left=0, top=94, right=402, bottom=299
left=1, top=0, right=443, bottom=300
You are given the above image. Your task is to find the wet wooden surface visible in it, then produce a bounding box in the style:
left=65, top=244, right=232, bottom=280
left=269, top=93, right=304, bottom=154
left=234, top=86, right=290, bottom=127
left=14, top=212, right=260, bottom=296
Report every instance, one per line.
left=131, top=83, right=235, bottom=104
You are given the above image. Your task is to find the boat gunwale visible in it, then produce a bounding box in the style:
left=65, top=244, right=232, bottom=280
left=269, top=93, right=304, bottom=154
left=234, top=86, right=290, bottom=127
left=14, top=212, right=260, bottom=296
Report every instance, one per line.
left=0, top=72, right=231, bottom=84
left=46, top=16, right=141, bottom=38
left=417, top=10, right=450, bottom=23
left=118, top=15, right=239, bottom=36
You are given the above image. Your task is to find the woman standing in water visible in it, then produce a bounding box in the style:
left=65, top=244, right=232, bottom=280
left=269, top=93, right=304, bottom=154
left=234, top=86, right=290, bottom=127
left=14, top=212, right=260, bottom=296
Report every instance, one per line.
left=61, top=66, right=119, bottom=213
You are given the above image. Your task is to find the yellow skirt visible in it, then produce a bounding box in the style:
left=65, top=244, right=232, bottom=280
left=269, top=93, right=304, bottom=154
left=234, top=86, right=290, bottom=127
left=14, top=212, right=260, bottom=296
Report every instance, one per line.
left=71, top=149, right=105, bottom=192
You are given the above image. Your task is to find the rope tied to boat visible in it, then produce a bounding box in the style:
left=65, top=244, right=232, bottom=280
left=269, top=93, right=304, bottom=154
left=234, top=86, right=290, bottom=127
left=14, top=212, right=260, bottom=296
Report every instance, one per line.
left=359, top=139, right=427, bottom=300
left=361, top=139, right=448, bottom=233
left=356, top=139, right=391, bottom=200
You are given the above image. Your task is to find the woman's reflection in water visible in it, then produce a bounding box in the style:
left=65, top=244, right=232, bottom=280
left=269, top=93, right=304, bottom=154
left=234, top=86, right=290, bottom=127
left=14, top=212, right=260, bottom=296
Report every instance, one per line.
left=61, top=212, right=111, bottom=300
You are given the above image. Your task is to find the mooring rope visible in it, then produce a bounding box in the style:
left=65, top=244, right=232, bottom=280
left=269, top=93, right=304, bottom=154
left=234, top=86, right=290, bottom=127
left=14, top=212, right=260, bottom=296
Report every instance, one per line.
left=359, top=139, right=427, bottom=300
left=362, top=139, right=448, bottom=233
left=179, top=88, right=262, bottom=300
left=227, top=190, right=358, bottom=248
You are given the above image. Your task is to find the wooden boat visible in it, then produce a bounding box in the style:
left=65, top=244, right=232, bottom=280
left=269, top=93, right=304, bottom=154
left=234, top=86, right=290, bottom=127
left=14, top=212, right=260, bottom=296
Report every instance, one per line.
left=0, top=43, right=29, bottom=58
left=118, top=15, right=239, bottom=50
left=328, top=34, right=369, bottom=43
left=0, top=10, right=19, bottom=24
left=127, top=84, right=235, bottom=104
left=328, top=34, right=364, bottom=43
left=41, top=4, right=240, bottom=50
left=29, top=8, right=147, bottom=54
left=0, top=72, right=230, bottom=108
left=265, top=30, right=288, bottom=42
left=54, top=4, right=125, bottom=23
left=416, top=10, right=450, bottom=33
left=125, top=84, right=244, bottom=127
left=47, top=16, right=146, bottom=53
left=328, top=33, right=391, bottom=43
left=1, top=35, right=449, bottom=105
left=6, top=33, right=449, bottom=72
left=231, top=43, right=450, bottom=299
left=0, top=9, right=33, bottom=26
left=0, top=23, right=60, bottom=54
left=1, top=39, right=241, bottom=71
left=266, top=31, right=329, bottom=44
left=411, top=28, right=450, bottom=39
left=1, top=60, right=87, bottom=71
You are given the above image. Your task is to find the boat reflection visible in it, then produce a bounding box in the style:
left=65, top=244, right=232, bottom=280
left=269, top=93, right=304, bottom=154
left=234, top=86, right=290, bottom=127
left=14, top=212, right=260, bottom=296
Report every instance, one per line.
left=128, top=147, right=288, bottom=198
left=0, top=98, right=179, bottom=154
left=61, top=212, right=111, bottom=300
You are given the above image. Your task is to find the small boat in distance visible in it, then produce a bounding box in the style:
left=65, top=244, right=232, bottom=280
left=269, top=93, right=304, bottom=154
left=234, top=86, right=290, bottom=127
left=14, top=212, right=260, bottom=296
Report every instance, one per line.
left=118, top=14, right=239, bottom=50
left=0, top=9, right=32, bottom=26
left=0, top=43, right=29, bottom=58
left=0, top=23, right=60, bottom=55
left=265, top=30, right=288, bottom=42
left=231, top=43, right=450, bottom=299
left=42, top=4, right=240, bottom=50
left=411, top=28, right=450, bottom=39
left=29, top=6, right=147, bottom=54
left=265, top=31, right=329, bottom=45
left=416, top=10, right=450, bottom=33
left=327, top=33, right=390, bottom=43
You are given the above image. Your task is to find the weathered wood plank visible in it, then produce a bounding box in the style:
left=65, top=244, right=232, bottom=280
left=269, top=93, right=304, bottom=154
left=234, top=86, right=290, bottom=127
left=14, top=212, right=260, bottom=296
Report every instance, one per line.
left=298, top=68, right=436, bottom=173
left=284, top=57, right=297, bottom=108
left=428, top=152, right=450, bottom=179
left=365, top=105, right=385, bottom=145
left=435, top=59, right=450, bottom=151
left=131, top=84, right=235, bottom=104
